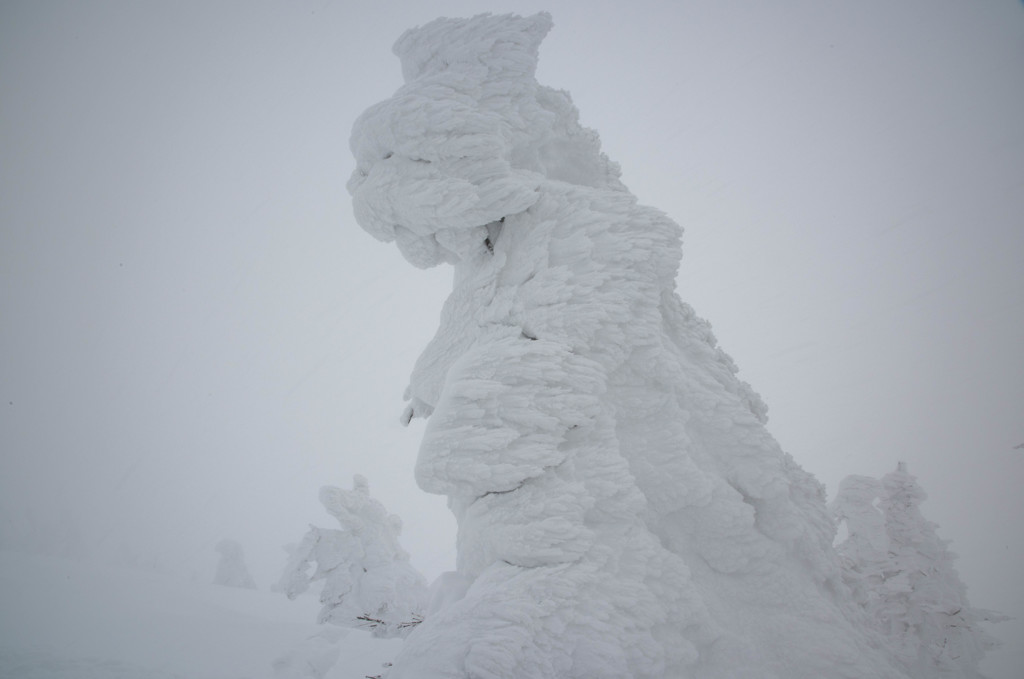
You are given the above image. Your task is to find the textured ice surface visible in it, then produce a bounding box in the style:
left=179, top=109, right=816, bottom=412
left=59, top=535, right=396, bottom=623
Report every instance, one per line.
left=349, top=12, right=908, bottom=679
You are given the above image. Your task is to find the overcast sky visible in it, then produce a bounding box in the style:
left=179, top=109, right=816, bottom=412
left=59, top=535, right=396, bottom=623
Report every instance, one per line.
left=1, top=1, right=1022, bottom=676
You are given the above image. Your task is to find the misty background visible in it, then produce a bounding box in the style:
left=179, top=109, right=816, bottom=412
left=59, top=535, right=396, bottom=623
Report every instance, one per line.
left=1, top=1, right=1021, bottom=676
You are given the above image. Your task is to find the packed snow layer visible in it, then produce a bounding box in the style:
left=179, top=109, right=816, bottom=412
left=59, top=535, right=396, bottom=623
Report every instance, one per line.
left=348, top=12, right=910, bottom=679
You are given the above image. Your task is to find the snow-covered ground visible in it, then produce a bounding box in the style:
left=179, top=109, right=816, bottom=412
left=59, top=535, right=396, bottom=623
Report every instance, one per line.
left=0, top=549, right=400, bottom=679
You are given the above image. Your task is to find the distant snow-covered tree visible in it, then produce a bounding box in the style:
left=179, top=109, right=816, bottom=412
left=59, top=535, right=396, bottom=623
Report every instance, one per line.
left=278, top=475, right=427, bottom=639
left=213, top=538, right=257, bottom=589
left=835, top=463, right=1004, bottom=678
left=878, top=463, right=1003, bottom=678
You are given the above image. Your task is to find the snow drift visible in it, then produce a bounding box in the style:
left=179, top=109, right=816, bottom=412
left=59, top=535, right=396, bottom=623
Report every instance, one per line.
left=348, top=12, right=909, bottom=678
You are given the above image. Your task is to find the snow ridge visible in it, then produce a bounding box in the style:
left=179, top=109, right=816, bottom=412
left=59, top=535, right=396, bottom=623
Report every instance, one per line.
left=349, top=12, right=907, bottom=678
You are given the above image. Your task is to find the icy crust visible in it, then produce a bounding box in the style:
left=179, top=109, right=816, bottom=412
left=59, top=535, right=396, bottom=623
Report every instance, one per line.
left=349, top=12, right=906, bottom=679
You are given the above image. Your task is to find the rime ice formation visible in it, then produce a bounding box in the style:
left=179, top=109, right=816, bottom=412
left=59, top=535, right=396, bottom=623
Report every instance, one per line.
left=348, top=12, right=907, bottom=679
left=833, top=464, right=1004, bottom=678
left=279, top=475, right=428, bottom=638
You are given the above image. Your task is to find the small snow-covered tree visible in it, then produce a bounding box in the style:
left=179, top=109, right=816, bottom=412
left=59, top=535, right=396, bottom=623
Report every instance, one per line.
left=878, top=463, right=1002, bottom=678
left=835, top=463, right=1004, bottom=678
left=278, top=475, right=427, bottom=638
left=213, top=538, right=257, bottom=589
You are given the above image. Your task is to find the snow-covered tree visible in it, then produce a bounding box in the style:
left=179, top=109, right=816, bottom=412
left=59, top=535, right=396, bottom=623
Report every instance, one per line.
left=347, top=12, right=910, bottom=678
left=833, top=463, right=1004, bottom=678
left=279, top=475, right=427, bottom=639
left=876, top=463, right=1002, bottom=678
left=213, top=538, right=256, bottom=589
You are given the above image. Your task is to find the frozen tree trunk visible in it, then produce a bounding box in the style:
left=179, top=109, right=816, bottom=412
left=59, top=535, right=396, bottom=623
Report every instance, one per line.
left=213, top=538, right=257, bottom=590
left=348, top=12, right=907, bottom=679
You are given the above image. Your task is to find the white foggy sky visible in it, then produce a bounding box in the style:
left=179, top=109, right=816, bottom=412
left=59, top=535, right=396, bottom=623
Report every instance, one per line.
left=1, top=1, right=1022, bottom=675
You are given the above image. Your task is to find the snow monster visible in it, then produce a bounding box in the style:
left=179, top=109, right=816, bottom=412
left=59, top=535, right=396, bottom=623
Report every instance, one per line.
left=348, top=13, right=904, bottom=679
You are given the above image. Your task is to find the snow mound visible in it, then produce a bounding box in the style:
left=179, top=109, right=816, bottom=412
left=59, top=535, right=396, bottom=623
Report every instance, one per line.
left=0, top=549, right=402, bottom=679
left=349, top=11, right=909, bottom=679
